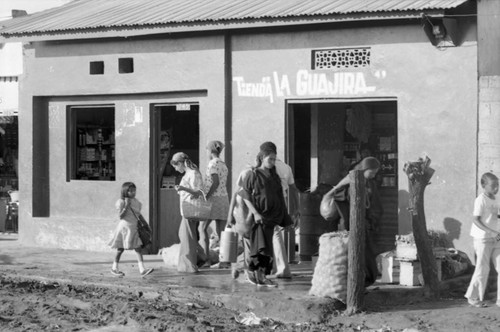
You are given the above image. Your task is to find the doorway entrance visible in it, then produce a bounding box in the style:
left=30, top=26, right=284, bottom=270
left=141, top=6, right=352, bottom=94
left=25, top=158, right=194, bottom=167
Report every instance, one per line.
left=286, top=100, right=398, bottom=255
left=150, top=103, right=199, bottom=252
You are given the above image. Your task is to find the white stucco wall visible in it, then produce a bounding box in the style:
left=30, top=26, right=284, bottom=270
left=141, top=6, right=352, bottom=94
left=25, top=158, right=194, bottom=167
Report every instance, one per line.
left=19, top=35, right=225, bottom=250
left=17, top=21, right=479, bottom=259
left=230, top=24, right=478, bottom=259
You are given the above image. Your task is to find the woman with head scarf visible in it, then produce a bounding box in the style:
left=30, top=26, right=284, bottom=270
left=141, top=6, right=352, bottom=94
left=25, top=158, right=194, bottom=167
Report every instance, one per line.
left=199, top=140, right=230, bottom=267
left=237, top=144, right=293, bottom=286
left=171, top=152, right=206, bottom=273
left=325, top=156, right=383, bottom=286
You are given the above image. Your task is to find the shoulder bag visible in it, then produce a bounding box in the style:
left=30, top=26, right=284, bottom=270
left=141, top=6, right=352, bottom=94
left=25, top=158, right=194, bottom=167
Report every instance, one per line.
left=130, top=207, right=153, bottom=248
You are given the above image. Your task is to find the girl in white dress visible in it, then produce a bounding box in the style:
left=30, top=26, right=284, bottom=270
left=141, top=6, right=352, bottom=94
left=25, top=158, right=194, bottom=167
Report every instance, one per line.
left=108, top=182, right=154, bottom=277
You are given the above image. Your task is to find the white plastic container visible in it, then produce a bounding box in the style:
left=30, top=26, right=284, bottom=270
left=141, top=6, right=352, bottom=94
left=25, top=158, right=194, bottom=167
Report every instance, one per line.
left=219, top=230, right=238, bottom=263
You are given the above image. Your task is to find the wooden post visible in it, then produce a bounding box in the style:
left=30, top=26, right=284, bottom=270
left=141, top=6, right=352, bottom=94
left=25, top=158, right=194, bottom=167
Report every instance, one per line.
left=346, top=170, right=366, bottom=315
left=403, top=156, right=439, bottom=298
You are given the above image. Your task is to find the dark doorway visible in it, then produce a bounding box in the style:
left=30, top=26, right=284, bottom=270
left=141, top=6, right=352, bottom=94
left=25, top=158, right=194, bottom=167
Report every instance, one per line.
left=150, top=103, right=199, bottom=252
left=287, top=100, right=398, bottom=255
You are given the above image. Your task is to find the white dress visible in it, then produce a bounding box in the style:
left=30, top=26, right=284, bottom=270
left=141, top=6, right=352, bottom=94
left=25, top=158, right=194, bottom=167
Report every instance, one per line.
left=108, top=198, right=143, bottom=249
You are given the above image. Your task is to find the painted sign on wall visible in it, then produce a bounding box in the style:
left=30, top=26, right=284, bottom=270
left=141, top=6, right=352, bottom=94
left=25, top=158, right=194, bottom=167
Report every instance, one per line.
left=233, top=69, right=385, bottom=103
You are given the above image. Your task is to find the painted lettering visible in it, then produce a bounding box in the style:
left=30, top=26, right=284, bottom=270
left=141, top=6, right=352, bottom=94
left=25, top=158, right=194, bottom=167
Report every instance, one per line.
left=273, top=72, right=291, bottom=97
left=297, top=71, right=376, bottom=96
left=344, top=73, right=355, bottom=95
left=296, top=70, right=309, bottom=96
left=234, top=69, right=379, bottom=102
left=354, top=73, right=376, bottom=93
left=233, top=76, right=273, bottom=102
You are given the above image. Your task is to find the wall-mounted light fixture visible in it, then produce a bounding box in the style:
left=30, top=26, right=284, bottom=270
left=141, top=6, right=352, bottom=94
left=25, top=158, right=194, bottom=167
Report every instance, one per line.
left=432, top=22, right=447, bottom=40
left=421, top=13, right=461, bottom=48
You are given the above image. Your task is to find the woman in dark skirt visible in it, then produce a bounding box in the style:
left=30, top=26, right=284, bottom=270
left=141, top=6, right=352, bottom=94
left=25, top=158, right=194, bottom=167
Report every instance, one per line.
left=238, top=143, right=293, bottom=287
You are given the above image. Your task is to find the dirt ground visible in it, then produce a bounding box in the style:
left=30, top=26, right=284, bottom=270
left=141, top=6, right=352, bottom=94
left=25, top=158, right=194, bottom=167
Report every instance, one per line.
left=1, top=233, right=499, bottom=332
left=1, top=273, right=500, bottom=332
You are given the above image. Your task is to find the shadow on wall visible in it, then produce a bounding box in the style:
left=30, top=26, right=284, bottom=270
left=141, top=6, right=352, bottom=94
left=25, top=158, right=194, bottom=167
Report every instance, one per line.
left=443, top=217, right=462, bottom=248
left=398, top=190, right=412, bottom=234
left=398, top=189, right=463, bottom=249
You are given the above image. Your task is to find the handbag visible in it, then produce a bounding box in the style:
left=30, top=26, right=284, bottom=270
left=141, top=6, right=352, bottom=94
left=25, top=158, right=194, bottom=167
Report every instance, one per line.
left=181, top=192, right=212, bottom=221
left=130, top=208, right=152, bottom=248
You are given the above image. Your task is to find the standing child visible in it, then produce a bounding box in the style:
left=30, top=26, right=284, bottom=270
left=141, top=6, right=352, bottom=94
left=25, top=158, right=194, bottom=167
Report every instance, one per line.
left=108, top=182, right=154, bottom=277
left=465, top=172, right=500, bottom=307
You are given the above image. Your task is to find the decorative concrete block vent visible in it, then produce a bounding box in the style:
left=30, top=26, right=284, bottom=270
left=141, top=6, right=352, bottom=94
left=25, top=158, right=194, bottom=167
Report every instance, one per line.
left=309, top=231, right=349, bottom=303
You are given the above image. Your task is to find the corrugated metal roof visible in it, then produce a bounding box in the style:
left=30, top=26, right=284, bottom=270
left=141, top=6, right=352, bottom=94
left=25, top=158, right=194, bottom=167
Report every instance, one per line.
left=0, top=0, right=469, bottom=37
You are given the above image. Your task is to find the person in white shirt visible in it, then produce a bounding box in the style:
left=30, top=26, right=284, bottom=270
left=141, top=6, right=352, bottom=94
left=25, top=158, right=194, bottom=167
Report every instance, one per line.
left=465, top=172, right=500, bottom=308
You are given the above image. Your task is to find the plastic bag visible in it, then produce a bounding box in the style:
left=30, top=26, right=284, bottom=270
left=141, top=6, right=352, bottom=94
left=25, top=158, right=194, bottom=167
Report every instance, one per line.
left=319, top=187, right=347, bottom=221
left=320, top=194, right=338, bottom=221
left=232, top=191, right=255, bottom=238
left=158, top=244, right=180, bottom=267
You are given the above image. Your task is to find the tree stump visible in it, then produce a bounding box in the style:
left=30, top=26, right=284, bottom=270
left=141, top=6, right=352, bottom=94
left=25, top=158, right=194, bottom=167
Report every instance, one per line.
left=346, top=170, right=366, bottom=315
left=403, top=156, right=439, bottom=298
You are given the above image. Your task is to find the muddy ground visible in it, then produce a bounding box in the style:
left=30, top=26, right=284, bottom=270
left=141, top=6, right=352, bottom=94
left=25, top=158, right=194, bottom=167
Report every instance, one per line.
left=0, top=275, right=341, bottom=332
left=1, top=274, right=500, bottom=332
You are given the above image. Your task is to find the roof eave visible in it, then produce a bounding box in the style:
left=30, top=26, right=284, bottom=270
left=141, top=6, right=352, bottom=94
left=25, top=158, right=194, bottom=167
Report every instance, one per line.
left=0, top=10, right=444, bottom=43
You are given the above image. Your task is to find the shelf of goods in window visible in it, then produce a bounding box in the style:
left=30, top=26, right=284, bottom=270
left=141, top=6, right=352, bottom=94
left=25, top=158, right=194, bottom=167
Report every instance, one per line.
left=344, top=142, right=360, bottom=152
left=78, top=128, right=115, bottom=146
left=378, top=152, right=398, bottom=187
left=380, top=175, right=396, bottom=187
left=379, top=154, right=397, bottom=175
left=378, top=136, right=396, bottom=152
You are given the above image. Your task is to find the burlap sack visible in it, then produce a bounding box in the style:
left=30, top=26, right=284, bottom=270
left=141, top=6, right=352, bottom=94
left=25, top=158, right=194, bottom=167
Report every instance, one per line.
left=309, top=231, right=349, bottom=302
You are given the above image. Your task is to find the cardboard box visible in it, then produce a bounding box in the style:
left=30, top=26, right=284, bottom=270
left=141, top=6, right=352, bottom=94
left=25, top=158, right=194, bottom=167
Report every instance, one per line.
left=396, top=243, right=417, bottom=260
left=399, top=259, right=442, bottom=286
left=399, top=260, right=421, bottom=286
left=396, top=242, right=448, bottom=261
left=380, top=252, right=400, bottom=283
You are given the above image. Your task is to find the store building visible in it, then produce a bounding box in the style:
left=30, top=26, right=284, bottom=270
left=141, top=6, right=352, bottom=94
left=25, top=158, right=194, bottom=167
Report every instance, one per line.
left=0, top=0, right=482, bottom=259
left=0, top=2, right=73, bottom=234
left=0, top=32, right=21, bottom=233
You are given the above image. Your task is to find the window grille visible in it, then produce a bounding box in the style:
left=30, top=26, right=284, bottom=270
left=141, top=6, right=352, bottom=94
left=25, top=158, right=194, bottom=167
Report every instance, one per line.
left=312, top=48, right=371, bottom=69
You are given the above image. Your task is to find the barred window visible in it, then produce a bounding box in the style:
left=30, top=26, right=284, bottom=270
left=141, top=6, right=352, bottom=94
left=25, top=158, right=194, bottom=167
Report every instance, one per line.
left=312, top=48, right=371, bottom=69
